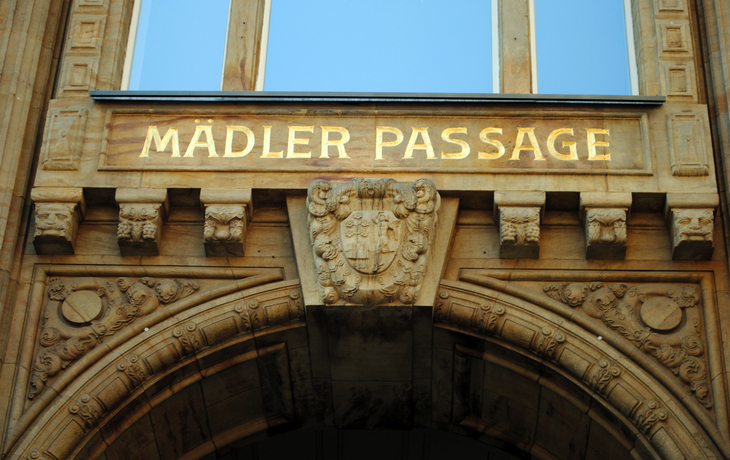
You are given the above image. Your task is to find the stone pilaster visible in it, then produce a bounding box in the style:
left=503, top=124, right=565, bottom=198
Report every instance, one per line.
left=115, top=188, right=169, bottom=256
left=494, top=191, right=545, bottom=259
left=580, top=192, right=631, bottom=260
left=30, top=188, right=86, bottom=255
left=665, top=193, right=719, bottom=260
left=200, top=189, right=252, bottom=257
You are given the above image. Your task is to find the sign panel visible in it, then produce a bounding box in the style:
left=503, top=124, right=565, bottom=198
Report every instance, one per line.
left=100, top=112, right=651, bottom=174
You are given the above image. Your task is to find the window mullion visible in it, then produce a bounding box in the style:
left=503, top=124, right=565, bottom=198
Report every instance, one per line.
left=221, top=0, right=267, bottom=91
left=498, top=0, right=535, bottom=94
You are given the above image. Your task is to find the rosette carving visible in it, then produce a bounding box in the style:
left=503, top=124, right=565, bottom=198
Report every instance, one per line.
left=306, top=178, right=440, bottom=305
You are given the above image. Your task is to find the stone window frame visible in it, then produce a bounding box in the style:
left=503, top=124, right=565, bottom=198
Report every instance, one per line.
left=120, top=0, right=639, bottom=95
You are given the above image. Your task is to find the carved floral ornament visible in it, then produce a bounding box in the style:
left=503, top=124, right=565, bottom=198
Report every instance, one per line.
left=28, top=276, right=199, bottom=400
left=307, top=178, right=440, bottom=305
left=543, top=281, right=712, bottom=408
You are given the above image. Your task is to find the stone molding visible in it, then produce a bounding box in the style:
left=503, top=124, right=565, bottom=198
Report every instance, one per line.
left=437, top=277, right=726, bottom=460
left=664, top=193, right=719, bottom=260
left=115, top=188, right=169, bottom=256
left=494, top=191, right=545, bottom=259
left=31, top=187, right=86, bottom=255
left=200, top=188, right=252, bottom=257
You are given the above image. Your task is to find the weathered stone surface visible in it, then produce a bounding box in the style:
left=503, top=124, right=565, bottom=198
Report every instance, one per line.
left=31, top=187, right=86, bottom=255
left=115, top=188, right=169, bottom=256
left=306, top=178, right=439, bottom=306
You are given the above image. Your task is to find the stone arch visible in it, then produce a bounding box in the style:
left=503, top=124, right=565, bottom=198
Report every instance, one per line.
left=434, top=274, right=727, bottom=460
left=4, top=273, right=727, bottom=460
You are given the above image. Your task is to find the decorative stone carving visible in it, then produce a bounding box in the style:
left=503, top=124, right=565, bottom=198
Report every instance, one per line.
left=306, top=178, right=440, bottom=305
left=115, top=188, right=168, bottom=256
left=498, top=207, right=541, bottom=258
left=494, top=191, right=544, bottom=259
left=668, top=113, right=710, bottom=176
left=40, top=109, right=87, bottom=170
left=204, top=205, right=247, bottom=256
left=634, top=400, right=668, bottom=434
left=585, top=209, right=627, bottom=259
left=28, top=276, right=199, bottom=399
left=200, top=189, right=252, bottom=256
left=543, top=281, right=712, bottom=408
left=31, top=188, right=85, bottom=255
left=68, top=394, right=103, bottom=429
left=669, top=209, right=714, bottom=260
left=233, top=289, right=304, bottom=332
left=590, top=359, right=621, bottom=396
left=116, top=354, right=148, bottom=389
left=580, top=192, right=630, bottom=260
left=665, top=193, right=718, bottom=260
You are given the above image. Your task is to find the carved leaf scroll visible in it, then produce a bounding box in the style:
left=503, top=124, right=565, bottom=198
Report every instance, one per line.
left=28, top=277, right=199, bottom=400
left=543, top=281, right=712, bottom=408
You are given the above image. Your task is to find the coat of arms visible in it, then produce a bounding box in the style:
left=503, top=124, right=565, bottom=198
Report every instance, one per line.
left=307, top=178, right=440, bottom=305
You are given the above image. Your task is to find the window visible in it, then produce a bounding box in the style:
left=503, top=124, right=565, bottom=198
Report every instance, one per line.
left=534, top=0, right=637, bottom=95
left=263, top=0, right=494, bottom=93
left=123, top=0, right=230, bottom=91
left=123, top=0, right=637, bottom=95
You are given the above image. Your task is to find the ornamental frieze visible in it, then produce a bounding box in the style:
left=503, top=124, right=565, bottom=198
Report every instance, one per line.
left=306, top=178, right=440, bottom=305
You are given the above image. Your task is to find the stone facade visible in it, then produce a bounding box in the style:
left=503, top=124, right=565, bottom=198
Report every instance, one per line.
left=2, top=0, right=730, bottom=459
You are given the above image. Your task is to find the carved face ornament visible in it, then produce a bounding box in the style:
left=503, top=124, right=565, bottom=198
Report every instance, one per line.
left=674, top=209, right=713, bottom=242
left=35, top=204, right=74, bottom=238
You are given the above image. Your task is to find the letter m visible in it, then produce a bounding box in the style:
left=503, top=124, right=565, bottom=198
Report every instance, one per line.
left=140, top=125, right=180, bottom=157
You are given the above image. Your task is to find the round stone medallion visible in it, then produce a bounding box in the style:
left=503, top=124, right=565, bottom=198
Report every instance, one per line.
left=61, top=290, right=103, bottom=324
left=639, top=296, right=682, bottom=331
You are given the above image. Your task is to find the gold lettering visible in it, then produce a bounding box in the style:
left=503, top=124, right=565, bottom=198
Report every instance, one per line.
left=321, top=126, right=350, bottom=158
left=478, top=127, right=505, bottom=159
left=587, top=128, right=610, bottom=160
left=224, top=125, right=255, bottom=157
left=184, top=125, right=218, bottom=158
left=261, top=125, right=283, bottom=158
left=510, top=127, right=545, bottom=161
left=547, top=128, right=578, bottom=160
left=375, top=126, right=403, bottom=160
left=287, top=126, right=314, bottom=158
left=403, top=127, right=436, bottom=159
left=441, top=127, right=470, bottom=159
left=140, top=125, right=180, bottom=158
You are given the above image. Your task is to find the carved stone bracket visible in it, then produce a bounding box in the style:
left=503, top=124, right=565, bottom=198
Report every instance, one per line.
left=665, top=193, right=719, bottom=260
left=200, top=188, right=252, bottom=257
left=306, top=178, right=440, bottom=305
left=31, top=188, right=86, bottom=255
left=580, top=192, right=631, bottom=260
left=115, top=188, right=169, bottom=256
left=494, top=191, right=545, bottom=259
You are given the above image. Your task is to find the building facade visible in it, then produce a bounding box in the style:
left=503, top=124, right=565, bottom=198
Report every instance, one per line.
left=2, top=0, right=730, bottom=459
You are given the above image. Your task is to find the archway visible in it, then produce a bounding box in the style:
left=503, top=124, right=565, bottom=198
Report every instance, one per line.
left=4, top=274, right=724, bottom=460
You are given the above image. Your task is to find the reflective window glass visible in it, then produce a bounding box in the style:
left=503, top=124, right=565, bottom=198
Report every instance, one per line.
left=128, top=0, right=230, bottom=91
left=534, top=0, right=633, bottom=95
left=264, top=0, right=493, bottom=93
